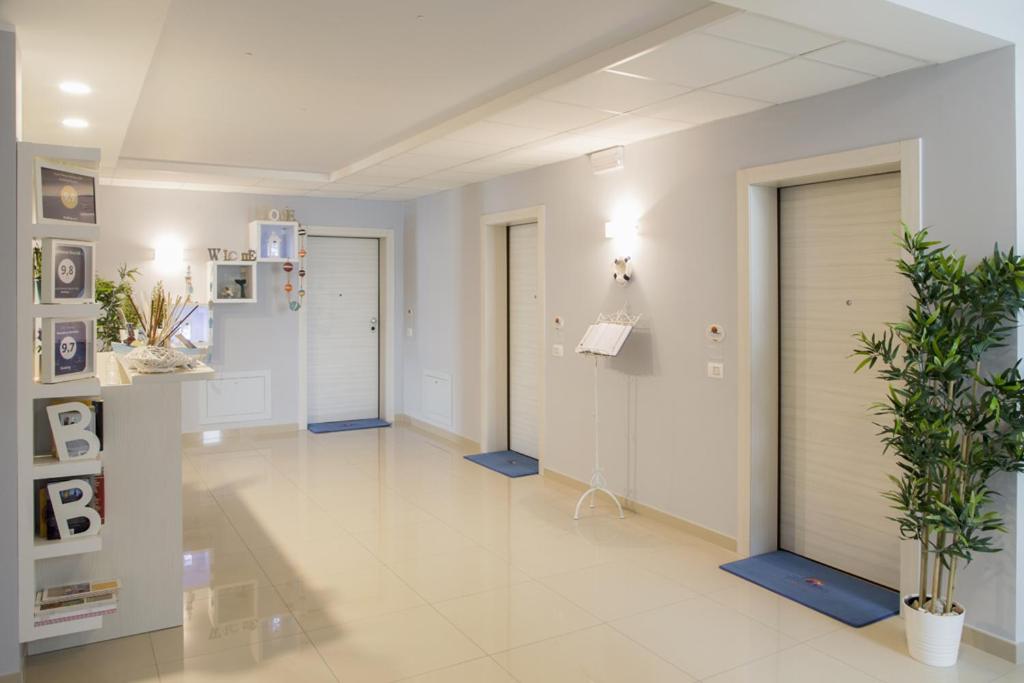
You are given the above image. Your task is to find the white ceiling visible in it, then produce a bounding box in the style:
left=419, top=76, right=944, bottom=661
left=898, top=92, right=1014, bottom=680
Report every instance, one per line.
left=3, top=0, right=1011, bottom=202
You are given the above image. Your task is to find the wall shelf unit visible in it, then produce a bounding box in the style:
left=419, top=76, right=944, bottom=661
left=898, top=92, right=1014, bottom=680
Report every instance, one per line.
left=208, top=260, right=257, bottom=303
left=30, top=377, right=101, bottom=400
left=17, top=142, right=107, bottom=643
left=32, top=534, right=103, bottom=561
left=29, top=616, right=104, bottom=641
left=249, top=220, right=298, bottom=262
left=32, top=455, right=103, bottom=480
left=32, top=303, right=102, bottom=319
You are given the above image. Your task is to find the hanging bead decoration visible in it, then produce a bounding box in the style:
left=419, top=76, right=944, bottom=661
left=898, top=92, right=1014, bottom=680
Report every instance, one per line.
left=285, top=227, right=307, bottom=311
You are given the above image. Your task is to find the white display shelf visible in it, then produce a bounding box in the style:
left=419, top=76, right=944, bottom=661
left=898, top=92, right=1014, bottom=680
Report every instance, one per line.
left=28, top=223, right=99, bottom=242
left=30, top=616, right=103, bottom=640
left=30, top=377, right=101, bottom=399
left=249, top=220, right=299, bottom=262
left=18, top=142, right=106, bottom=644
left=32, top=455, right=102, bottom=480
left=207, top=260, right=257, bottom=303
left=32, top=303, right=101, bottom=319
left=33, top=534, right=102, bottom=561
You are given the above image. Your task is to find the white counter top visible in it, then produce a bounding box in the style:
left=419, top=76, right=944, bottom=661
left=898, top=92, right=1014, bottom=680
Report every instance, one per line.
left=97, top=351, right=215, bottom=387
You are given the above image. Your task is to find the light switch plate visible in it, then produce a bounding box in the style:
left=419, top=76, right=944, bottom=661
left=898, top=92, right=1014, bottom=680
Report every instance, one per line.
left=406, top=328, right=414, bottom=338
left=707, top=361, right=724, bottom=379
left=552, top=344, right=564, bottom=357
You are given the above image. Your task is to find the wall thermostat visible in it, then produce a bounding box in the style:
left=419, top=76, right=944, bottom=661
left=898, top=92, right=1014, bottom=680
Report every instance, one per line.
left=706, top=323, right=725, bottom=342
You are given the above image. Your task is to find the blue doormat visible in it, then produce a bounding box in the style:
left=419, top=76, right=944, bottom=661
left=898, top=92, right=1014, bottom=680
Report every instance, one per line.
left=720, top=550, right=899, bottom=627
left=308, top=418, right=391, bottom=434
left=464, top=450, right=539, bottom=478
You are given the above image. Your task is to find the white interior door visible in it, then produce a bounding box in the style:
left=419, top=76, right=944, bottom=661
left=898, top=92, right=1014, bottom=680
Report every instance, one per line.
left=507, top=222, right=539, bottom=457
left=779, top=172, right=904, bottom=588
left=307, top=236, right=379, bottom=423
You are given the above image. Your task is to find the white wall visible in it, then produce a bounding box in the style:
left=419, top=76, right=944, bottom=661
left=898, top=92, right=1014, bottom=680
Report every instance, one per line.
left=0, top=25, right=22, bottom=680
left=97, top=187, right=405, bottom=430
left=403, top=49, right=1018, bottom=640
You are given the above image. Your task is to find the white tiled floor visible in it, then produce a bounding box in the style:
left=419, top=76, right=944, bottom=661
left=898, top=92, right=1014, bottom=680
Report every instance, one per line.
left=23, top=424, right=1024, bottom=682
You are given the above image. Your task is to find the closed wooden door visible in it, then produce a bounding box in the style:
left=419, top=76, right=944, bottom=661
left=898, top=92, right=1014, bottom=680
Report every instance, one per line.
left=778, top=172, right=904, bottom=588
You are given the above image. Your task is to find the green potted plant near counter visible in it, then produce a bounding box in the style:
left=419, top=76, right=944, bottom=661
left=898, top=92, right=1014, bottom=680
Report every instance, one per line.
left=853, top=227, right=1024, bottom=666
left=96, top=263, right=140, bottom=350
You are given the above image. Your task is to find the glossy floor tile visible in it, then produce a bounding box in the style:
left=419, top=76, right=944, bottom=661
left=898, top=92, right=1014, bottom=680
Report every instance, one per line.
left=24, top=424, right=1024, bottom=682
left=433, top=580, right=599, bottom=653
left=612, top=596, right=797, bottom=679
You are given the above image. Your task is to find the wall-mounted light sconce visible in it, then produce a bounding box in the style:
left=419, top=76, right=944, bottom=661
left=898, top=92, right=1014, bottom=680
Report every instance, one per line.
left=588, top=145, right=624, bottom=175
left=604, top=219, right=638, bottom=240
left=153, top=236, right=185, bottom=274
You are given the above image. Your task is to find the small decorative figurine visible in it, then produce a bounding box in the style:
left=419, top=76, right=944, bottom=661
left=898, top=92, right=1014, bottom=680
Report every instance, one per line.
left=235, top=268, right=248, bottom=299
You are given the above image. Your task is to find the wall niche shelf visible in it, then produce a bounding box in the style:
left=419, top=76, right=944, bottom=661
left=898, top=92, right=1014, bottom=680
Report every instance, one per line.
left=32, top=534, right=102, bottom=561
left=249, top=220, right=298, bottom=262
left=30, top=616, right=103, bottom=641
left=208, top=261, right=257, bottom=303
left=32, top=455, right=103, bottom=480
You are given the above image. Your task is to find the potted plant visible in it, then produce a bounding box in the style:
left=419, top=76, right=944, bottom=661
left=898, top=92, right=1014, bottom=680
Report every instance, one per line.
left=95, top=263, right=140, bottom=350
left=853, top=227, right=1024, bottom=666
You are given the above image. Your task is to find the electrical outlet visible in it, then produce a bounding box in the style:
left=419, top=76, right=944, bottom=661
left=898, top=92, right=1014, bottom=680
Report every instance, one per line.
left=552, top=344, right=564, bottom=357
left=707, top=361, right=724, bottom=379
left=406, top=327, right=414, bottom=338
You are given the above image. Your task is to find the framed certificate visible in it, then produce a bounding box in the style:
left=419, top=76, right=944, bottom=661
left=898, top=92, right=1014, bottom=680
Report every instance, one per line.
left=40, top=238, right=95, bottom=303
left=34, top=159, right=98, bottom=225
left=40, top=318, right=96, bottom=383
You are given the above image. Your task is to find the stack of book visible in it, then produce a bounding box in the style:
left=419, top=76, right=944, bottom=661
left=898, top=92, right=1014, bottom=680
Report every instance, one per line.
left=34, top=579, right=119, bottom=627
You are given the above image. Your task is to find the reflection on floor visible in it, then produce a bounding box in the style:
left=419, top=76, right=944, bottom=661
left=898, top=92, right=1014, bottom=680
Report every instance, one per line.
left=24, top=424, right=1024, bottom=682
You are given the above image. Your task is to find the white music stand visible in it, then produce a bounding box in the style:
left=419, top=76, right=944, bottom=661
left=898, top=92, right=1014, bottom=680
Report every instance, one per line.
left=573, top=309, right=641, bottom=520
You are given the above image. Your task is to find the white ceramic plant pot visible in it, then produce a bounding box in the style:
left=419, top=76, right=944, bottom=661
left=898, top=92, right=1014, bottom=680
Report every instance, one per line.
left=904, top=596, right=965, bottom=667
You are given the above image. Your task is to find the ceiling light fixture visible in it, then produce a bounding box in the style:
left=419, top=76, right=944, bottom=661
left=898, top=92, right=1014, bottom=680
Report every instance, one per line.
left=59, top=81, right=91, bottom=95
left=61, top=117, right=89, bottom=129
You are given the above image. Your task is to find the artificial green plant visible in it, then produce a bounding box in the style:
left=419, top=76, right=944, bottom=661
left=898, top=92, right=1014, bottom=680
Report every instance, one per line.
left=95, top=263, right=141, bottom=349
left=853, top=227, right=1024, bottom=615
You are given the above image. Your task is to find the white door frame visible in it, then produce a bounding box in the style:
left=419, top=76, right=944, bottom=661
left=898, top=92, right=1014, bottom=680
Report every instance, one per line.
left=736, top=139, right=921, bottom=593
left=298, top=226, right=396, bottom=426
left=480, top=206, right=546, bottom=468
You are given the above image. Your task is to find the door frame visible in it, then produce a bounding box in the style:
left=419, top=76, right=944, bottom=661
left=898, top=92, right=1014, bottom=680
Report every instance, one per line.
left=736, top=139, right=921, bottom=596
left=298, top=226, right=397, bottom=427
left=480, top=206, right=546, bottom=468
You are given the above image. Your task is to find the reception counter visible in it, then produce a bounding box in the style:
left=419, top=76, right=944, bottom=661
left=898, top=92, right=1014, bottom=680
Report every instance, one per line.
left=29, top=352, right=213, bottom=654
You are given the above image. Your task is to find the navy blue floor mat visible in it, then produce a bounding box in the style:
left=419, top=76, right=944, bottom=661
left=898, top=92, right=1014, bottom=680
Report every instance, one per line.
left=308, top=418, right=391, bottom=434
left=464, top=450, right=539, bottom=477
left=720, top=550, right=899, bottom=627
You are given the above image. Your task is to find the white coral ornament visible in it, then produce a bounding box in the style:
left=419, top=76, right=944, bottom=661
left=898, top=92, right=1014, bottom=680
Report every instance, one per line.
left=124, top=345, right=195, bottom=373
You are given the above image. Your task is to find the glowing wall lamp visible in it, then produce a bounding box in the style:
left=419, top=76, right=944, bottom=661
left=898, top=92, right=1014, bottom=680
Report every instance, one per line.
left=153, top=236, right=185, bottom=274
left=604, top=218, right=638, bottom=240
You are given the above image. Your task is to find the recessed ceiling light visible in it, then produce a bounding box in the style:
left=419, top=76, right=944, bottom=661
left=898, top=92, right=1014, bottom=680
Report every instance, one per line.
left=62, top=117, right=89, bottom=129
left=59, top=81, right=91, bottom=95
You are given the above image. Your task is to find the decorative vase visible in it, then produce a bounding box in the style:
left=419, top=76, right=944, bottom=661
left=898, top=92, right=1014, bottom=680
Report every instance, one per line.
left=904, top=596, right=965, bottom=667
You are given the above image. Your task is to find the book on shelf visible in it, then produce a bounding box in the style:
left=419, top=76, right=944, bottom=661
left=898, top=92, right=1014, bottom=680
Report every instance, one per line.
left=34, top=605, right=118, bottom=627
left=34, top=474, right=104, bottom=540
left=575, top=322, right=633, bottom=357
left=34, top=591, right=117, bottom=626
left=39, top=578, right=119, bottom=605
